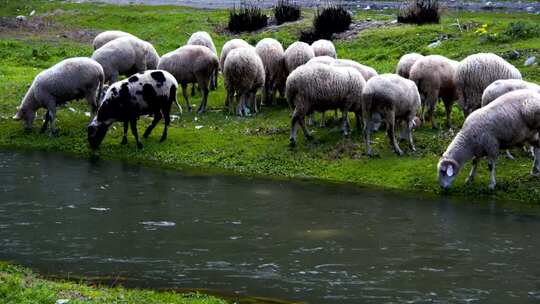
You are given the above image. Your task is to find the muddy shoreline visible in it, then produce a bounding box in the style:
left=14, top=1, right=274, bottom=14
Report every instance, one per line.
left=72, top=0, right=540, bottom=13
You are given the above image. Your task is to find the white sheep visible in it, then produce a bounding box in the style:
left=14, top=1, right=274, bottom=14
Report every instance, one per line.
left=219, top=38, right=251, bottom=72
left=362, top=74, right=421, bottom=156
left=223, top=47, right=265, bottom=116
left=187, top=31, right=218, bottom=90
left=255, top=38, right=286, bottom=106
left=396, top=53, right=424, bottom=79
left=454, top=53, right=522, bottom=117
left=311, top=39, right=337, bottom=58
left=438, top=89, right=540, bottom=190
left=482, top=79, right=540, bottom=106
left=13, top=57, right=104, bottom=135
left=91, top=36, right=159, bottom=84
left=286, top=63, right=366, bottom=146
left=92, top=30, right=136, bottom=50
left=158, top=45, right=219, bottom=114
left=284, top=41, right=315, bottom=73
left=409, top=55, right=459, bottom=129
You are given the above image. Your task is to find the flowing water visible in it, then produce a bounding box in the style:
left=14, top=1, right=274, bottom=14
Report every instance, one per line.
left=1, top=151, right=540, bottom=303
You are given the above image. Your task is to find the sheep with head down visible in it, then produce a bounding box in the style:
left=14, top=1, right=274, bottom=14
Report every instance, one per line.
left=482, top=79, right=540, bottom=106
left=286, top=63, right=365, bottom=146
left=362, top=74, right=421, bottom=156
left=158, top=45, right=218, bottom=114
left=92, top=30, right=136, bottom=50
left=91, top=36, right=160, bottom=84
left=311, top=39, right=337, bottom=58
left=438, top=89, right=540, bottom=190
left=396, top=53, right=423, bottom=79
left=187, top=31, right=218, bottom=90
left=13, top=57, right=104, bottom=135
left=409, top=55, right=458, bottom=129
left=223, top=47, right=265, bottom=116
left=454, top=53, right=522, bottom=117
left=255, top=38, right=286, bottom=106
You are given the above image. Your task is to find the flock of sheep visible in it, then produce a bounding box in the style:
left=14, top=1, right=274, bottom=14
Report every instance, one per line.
left=11, top=29, right=540, bottom=191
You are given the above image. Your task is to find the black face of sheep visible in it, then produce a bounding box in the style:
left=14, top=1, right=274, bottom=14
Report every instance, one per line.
left=87, top=120, right=110, bottom=150
left=438, top=159, right=459, bottom=189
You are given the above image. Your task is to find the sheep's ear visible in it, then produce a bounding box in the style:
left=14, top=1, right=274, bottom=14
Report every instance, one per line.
left=446, top=164, right=454, bottom=177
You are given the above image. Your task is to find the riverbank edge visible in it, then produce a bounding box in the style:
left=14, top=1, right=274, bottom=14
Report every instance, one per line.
left=0, top=261, right=228, bottom=304
left=4, top=143, right=540, bottom=213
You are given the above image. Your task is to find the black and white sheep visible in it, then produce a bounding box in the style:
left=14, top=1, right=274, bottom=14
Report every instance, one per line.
left=91, top=36, right=160, bottom=84
left=13, top=57, right=104, bottom=135
left=454, top=53, right=522, bottom=117
left=438, top=89, right=540, bottom=190
left=311, top=39, right=337, bottom=58
left=158, top=45, right=219, bottom=114
left=255, top=38, right=286, bottom=106
left=409, top=55, right=458, bottom=129
left=187, top=31, right=218, bottom=90
left=92, top=30, right=136, bottom=50
left=362, top=74, right=421, bottom=156
left=286, top=63, right=366, bottom=146
left=223, top=47, right=265, bottom=116
left=396, top=53, right=423, bottom=79
left=87, top=70, right=179, bottom=149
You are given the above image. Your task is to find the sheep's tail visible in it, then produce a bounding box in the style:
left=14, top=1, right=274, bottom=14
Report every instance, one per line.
left=285, top=79, right=296, bottom=111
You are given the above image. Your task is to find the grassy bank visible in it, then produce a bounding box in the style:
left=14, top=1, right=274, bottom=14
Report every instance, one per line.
left=1, top=1, right=540, bottom=203
left=0, top=262, right=226, bottom=304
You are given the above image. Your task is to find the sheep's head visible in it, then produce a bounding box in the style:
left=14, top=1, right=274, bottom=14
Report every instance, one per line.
left=87, top=118, right=110, bottom=150
left=13, top=106, right=35, bottom=130
left=438, top=158, right=460, bottom=190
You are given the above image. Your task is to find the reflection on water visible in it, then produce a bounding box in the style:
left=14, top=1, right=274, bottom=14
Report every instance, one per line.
left=1, top=151, right=540, bottom=303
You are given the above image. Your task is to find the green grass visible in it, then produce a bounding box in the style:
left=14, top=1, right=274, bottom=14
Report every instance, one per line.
left=0, top=262, right=226, bottom=304
left=1, top=1, right=540, bottom=204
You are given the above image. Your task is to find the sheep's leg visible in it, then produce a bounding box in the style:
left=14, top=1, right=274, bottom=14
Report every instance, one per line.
left=466, top=157, right=479, bottom=184
left=341, top=109, right=350, bottom=136
left=319, top=112, right=326, bottom=128
left=236, top=93, right=244, bottom=116
left=386, top=113, right=403, bottom=156
left=531, top=147, right=540, bottom=176
left=130, top=118, right=143, bottom=149
left=308, top=113, right=315, bottom=126
left=443, top=97, right=453, bottom=129
left=143, top=111, right=162, bottom=139
left=262, top=81, right=270, bottom=106
left=407, top=120, right=416, bottom=152
left=160, top=107, right=171, bottom=143
left=355, top=112, right=362, bottom=133
left=180, top=83, right=192, bottom=113
left=298, top=113, right=312, bottom=140
left=251, top=91, right=258, bottom=114
left=47, top=105, right=58, bottom=137
left=121, top=121, right=129, bottom=145
left=505, top=149, right=515, bottom=160
left=426, top=94, right=438, bottom=129
left=289, top=110, right=300, bottom=147
left=363, top=119, right=373, bottom=157
left=85, top=90, right=98, bottom=114
left=191, top=84, right=196, bottom=97
left=487, top=158, right=497, bottom=190
left=196, top=79, right=210, bottom=114
left=110, top=72, right=119, bottom=84
left=40, top=110, right=50, bottom=134
left=399, top=120, right=407, bottom=141
left=227, top=90, right=234, bottom=115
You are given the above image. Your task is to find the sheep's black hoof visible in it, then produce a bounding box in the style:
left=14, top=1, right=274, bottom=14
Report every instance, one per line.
left=136, top=142, right=143, bottom=149
left=121, top=137, right=128, bottom=145
left=159, top=136, right=167, bottom=143
left=289, top=139, right=296, bottom=148
left=395, top=149, right=404, bottom=156
left=50, top=130, right=59, bottom=137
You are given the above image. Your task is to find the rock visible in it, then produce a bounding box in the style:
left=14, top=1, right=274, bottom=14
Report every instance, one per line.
left=364, top=5, right=371, bottom=10
left=15, top=15, right=27, bottom=22
left=524, top=56, right=536, bottom=66
left=509, top=50, right=520, bottom=60
left=29, top=10, right=35, bottom=16
left=526, top=6, right=534, bottom=12
left=427, top=40, right=442, bottom=48
left=55, top=300, right=69, bottom=304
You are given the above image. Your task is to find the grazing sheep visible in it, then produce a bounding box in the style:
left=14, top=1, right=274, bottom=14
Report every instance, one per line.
left=91, top=36, right=159, bottom=84
left=158, top=45, right=219, bottom=114
left=187, top=31, right=218, bottom=90
left=13, top=57, right=104, bottom=135
left=311, top=39, right=337, bottom=58
left=284, top=41, right=315, bottom=73
left=455, top=53, right=522, bottom=117
left=219, top=38, right=251, bottom=71
left=87, top=70, right=179, bottom=149
left=307, top=55, right=336, bottom=65
left=438, top=89, right=540, bottom=190
left=286, top=63, right=366, bottom=146
left=362, top=74, right=421, bottom=156
left=92, top=30, right=136, bottom=50
left=396, top=53, right=424, bottom=79
left=334, top=59, right=378, bottom=81
left=409, top=55, right=459, bottom=129
left=223, top=47, right=265, bottom=116
left=482, top=79, right=540, bottom=106
left=255, top=38, right=286, bottom=106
